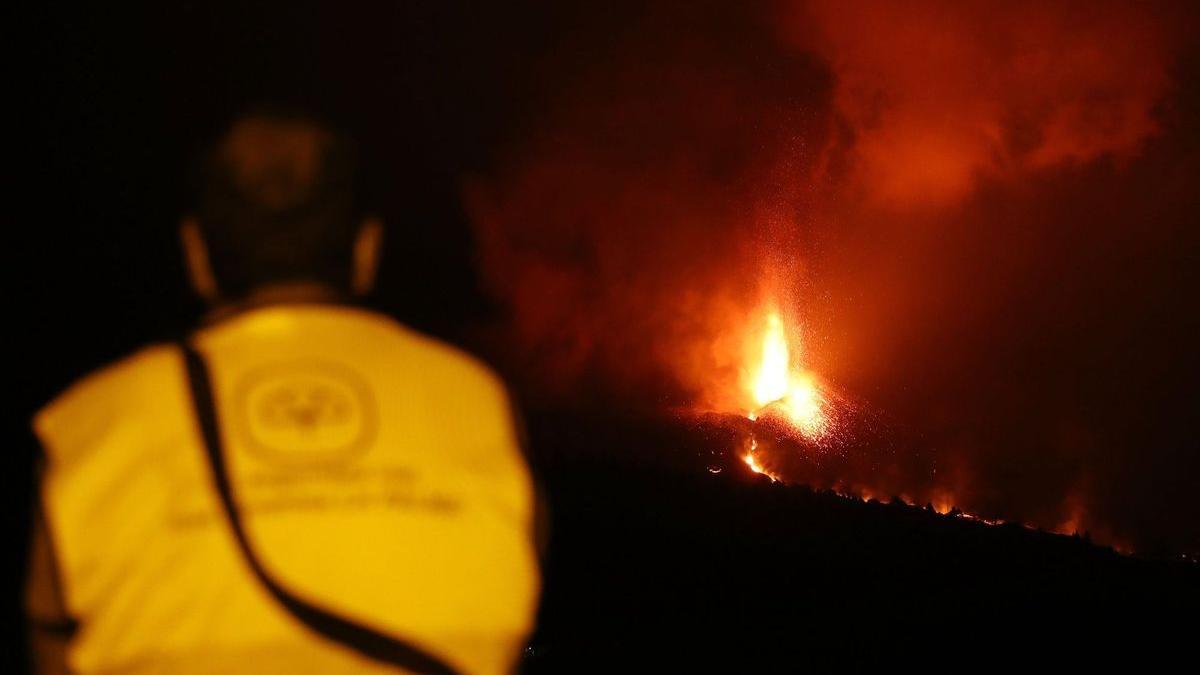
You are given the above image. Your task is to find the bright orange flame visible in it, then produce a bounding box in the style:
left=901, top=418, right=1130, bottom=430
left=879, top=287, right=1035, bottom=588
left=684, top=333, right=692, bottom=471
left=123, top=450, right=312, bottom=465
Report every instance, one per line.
left=932, top=494, right=954, bottom=515
left=783, top=372, right=825, bottom=437
left=752, top=313, right=791, bottom=407
left=746, top=308, right=828, bottom=440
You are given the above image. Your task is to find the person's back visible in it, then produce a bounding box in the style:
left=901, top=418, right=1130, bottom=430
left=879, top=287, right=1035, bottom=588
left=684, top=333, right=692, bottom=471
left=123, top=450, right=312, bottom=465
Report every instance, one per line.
left=26, top=109, right=540, bottom=674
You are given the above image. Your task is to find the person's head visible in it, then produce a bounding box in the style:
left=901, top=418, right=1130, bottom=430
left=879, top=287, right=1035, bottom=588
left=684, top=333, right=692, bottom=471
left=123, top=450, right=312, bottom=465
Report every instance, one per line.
left=181, top=107, right=382, bottom=304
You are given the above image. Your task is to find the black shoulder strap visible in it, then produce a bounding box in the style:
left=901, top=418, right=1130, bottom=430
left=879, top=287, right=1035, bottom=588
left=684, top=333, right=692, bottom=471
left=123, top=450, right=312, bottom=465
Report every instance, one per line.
left=179, top=342, right=459, bottom=675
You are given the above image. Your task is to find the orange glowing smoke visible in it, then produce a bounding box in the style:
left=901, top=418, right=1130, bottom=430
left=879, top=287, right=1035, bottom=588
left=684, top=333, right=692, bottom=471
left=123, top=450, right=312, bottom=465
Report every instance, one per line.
left=464, top=2, right=1191, bottom=553
left=745, top=308, right=829, bottom=441
left=787, top=0, right=1179, bottom=205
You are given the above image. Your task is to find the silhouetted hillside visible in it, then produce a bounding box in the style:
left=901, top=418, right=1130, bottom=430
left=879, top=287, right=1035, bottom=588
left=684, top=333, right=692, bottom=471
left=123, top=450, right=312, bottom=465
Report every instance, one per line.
left=522, top=410, right=1198, bottom=671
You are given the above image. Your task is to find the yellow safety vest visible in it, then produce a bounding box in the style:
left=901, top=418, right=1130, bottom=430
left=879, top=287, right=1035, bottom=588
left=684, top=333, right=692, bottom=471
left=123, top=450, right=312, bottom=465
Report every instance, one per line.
left=32, top=304, right=540, bottom=675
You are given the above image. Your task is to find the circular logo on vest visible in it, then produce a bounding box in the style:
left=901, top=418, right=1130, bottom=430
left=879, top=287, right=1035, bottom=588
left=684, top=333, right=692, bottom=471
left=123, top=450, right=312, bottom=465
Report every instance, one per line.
left=235, top=361, right=377, bottom=465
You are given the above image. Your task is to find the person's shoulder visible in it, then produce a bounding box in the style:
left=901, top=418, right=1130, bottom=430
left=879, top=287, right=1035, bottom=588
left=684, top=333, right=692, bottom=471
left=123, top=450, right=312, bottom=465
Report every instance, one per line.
left=353, top=315, right=509, bottom=406
left=34, top=343, right=181, bottom=440
left=387, top=322, right=507, bottom=394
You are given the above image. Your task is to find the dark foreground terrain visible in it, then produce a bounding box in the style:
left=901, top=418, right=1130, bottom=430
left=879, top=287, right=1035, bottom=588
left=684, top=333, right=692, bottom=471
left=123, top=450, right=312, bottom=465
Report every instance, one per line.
left=522, top=411, right=1199, bottom=671
left=6, top=409, right=1194, bottom=672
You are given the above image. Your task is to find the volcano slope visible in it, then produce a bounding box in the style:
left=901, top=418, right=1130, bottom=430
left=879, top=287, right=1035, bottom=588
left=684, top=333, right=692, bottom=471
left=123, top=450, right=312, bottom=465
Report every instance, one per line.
left=520, top=410, right=1198, bottom=671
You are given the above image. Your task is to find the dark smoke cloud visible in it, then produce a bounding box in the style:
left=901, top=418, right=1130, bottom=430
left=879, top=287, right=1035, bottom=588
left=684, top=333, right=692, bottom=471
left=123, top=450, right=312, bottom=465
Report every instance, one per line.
left=465, top=1, right=1199, bottom=554
left=466, top=3, right=834, bottom=408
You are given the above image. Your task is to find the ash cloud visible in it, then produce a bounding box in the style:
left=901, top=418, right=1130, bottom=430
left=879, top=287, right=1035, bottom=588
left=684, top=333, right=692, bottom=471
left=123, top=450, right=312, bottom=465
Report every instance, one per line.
left=797, top=0, right=1177, bottom=205
left=465, top=1, right=1199, bottom=554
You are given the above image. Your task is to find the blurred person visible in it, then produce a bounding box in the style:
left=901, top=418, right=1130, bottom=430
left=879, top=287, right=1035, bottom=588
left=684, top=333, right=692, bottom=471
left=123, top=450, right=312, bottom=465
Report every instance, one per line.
left=24, top=109, right=542, bottom=675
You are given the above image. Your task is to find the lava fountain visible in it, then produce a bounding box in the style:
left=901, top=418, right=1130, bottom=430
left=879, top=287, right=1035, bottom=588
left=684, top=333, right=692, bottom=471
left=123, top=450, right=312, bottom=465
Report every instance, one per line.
left=739, top=305, right=837, bottom=479
left=725, top=301, right=1071, bottom=544
left=744, top=307, right=831, bottom=440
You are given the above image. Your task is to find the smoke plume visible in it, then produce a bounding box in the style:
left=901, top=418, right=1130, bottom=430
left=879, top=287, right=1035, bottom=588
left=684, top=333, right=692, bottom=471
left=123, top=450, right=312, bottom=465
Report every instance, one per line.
left=797, top=0, right=1174, bottom=205
left=465, top=1, right=1197, bottom=554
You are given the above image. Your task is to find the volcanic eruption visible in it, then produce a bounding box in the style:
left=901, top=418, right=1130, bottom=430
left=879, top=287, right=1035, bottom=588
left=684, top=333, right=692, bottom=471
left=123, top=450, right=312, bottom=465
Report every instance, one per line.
left=722, top=297, right=1018, bottom=530
left=735, top=304, right=834, bottom=481
left=466, top=0, right=1200, bottom=556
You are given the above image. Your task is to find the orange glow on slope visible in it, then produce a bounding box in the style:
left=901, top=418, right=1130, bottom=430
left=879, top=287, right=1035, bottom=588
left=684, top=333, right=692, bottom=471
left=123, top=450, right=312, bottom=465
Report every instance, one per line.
left=742, top=439, right=779, bottom=482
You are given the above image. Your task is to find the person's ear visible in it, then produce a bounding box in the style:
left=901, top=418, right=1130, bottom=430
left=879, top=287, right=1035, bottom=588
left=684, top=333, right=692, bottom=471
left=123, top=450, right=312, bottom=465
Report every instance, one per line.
left=351, top=217, right=384, bottom=296
left=180, top=217, right=219, bottom=302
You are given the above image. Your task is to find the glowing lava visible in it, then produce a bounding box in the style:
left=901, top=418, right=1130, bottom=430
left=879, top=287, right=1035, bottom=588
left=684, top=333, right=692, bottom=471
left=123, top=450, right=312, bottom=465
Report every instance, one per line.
left=724, top=306, right=1059, bottom=546
left=752, top=313, right=791, bottom=406
left=742, top=439, right=779, bottom=482
left=746, top=308, right=829, bottom=440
